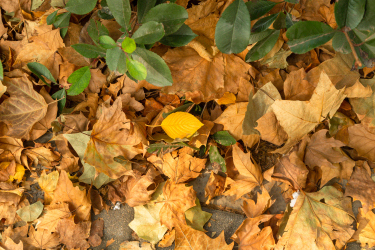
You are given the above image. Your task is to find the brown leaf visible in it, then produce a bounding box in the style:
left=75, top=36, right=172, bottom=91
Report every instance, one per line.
left=156, top=93, right=180, bottom=107
left=158, top=229, right=175, bottom=248
left=0, top=202, right=17, bottom=225
left=37, top=202, right=71, bottom=233
left=242, top=186, right=275, bottom=218
left=353, top=209, right=375, bottom=248
left=347, top=124, right=375, bottom=162
left=118, top=93, right=144, bottom=112
left=56, top=217, right=91, bottom=250
left=22, top=226, right=60, bottom=250
left=88, top=218, right=104, bottom=247
left=85, top=68, right=107, bottom=94
left=345, top=166, right=375, bottom=214
left=284, top=68, right=316, bottom=101
left=255, top=111, right=287, bottom=146
left=148, top=148, right=206, bottom=184
left=84, top=99, right=144, bottom=179
left=119, top=241, right=154, bottom=249
left=1, top=225, right=28, bottom=244
left=51, top=170, right=91, bottom=222
left=204, top=171, right=225, bottom=203
left=0, top=76, right=48, bottom=139
left=73, top=93, right=99, bottom=119
left=0, top=137, right=23, bottom=164
left=159, top=180, right=196, bottom=230
left=54, top=136, right=79, bottom=173
left=0, top=237, right=23, bottom=250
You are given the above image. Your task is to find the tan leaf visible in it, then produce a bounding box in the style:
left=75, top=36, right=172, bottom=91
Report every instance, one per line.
left=51, top=170, right=91, bottom=222
left=1, top=237, right=23, bottom=250
left=119, top=241, right=154, bottom=249
left=88, top=218, right=104, bottom=247
left=189, top=120, right=214, bottom=148
left=38, top=170, right=59, bottom=204
left=0, top=202, right=17, bottom=225
left=284, top=68, right=315, bottom=101
left=0, top=76, right=48, bottom=139
left=159, top=180, right=196, bottom=230
left=84, top=99, right=143, bottom=179
left=349, top=79, right=375, bottom=128
left=255, top=111, right=288, bottom=146
left=224, top=145, right=263, bottom=200
left=56, top=217, right=91, bottom=250
left=148, top=148, right=206, bottom=184
left=354, top=209, right=375, bottom=248
left=37, top=202, right=71, bottom=232
left=158, top=230, right=175, bottom=248
left=22, top=226, right=60, bottom=250
left=271, top=71, right=346, bottom=153
left=73, top=93, right=98, bottom=119
left=204, top=171, right=225, bottom=203
left=347, top=124, right=375, bottom=162
left=242, top=186, right=275, bottom=218
left=344, top=79, right=373, bottom=98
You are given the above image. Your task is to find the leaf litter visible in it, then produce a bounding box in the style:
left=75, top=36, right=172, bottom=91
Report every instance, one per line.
left=0, top=0, right=375, bottom=250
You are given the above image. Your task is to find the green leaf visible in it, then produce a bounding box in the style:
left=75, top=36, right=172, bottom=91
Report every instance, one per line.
left=273, top=12, right=286, bottom=30
left=0, top=61, right=3, bottom=81
left=72, top=44, right=107, bottom=58
left=16, top=201, right=43, bottom=222
left=67, top=66, right=92, bottom=96
left=65, top=0, right=97, bottom=15
left=209, top=146, right=226, bottom=172
left=126, top=58, right=147, bottom=80
left=356, top=0, right=375, bottom=32
left=286, top=21, right=336, bottom=54
left=51, top=88, right=66, bottom=114
left=334, top=0, right=366, bottom=30
left=246, top=0, right=277, bottom=21
left=252, top=13, right=278, bottom=32
left=121, top=37, right=136, bottom=53
left=215, top=0, right=251, bottom=54
left=142, top=3, right=188, bottom=35
left=79, top=162, right=114, bottom=189
left=133, top=21, right=165, bottom=44
left=285, top=0, right=299, bottom=3
left=160, top=24, right=197, bottom=47
left=107, top=0, right=131, bottom=29
left=246, top=29, right=280, bottom=62
left=185, top=198, right=212, bottom=231
left=212, top=131, right=236, bottom=146
left=132, top=47, right=173, bottom=86
left=46, top=10, right=58, bottom=25
left=99, top=35, right=117, bottom=49
left=53, top=12, right=71, bottom=38
left=27, top=62, right=56, bottom=86
left=88, top=19, right=110, bottom=45
left=107, top=47, right=128, bottom=74
left=137, top=0, right=157, bottom=23
left=98, top=7, right=114, bottom=19
left=249, top=29, right=274, bottom=44
left=332, top=32, right=352, bottom=54
left=31, top=0, right=45, bottom=11
left=147, top=143, right=183, bottom=155
left=286, top=13, right=297, bottom=29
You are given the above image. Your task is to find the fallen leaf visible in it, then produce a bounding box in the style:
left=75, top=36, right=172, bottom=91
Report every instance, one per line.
left=1, top=237, right=24, bottom=250
left=37, top=202, right=71, bottom=232
left=161, top=112, right=204, bottom=139
left=189, top=120, right=214, bottom=148
left=119, top=241, right=154, bottom=250
left=16, top=201, right=43, bottom=222
left=284, top=68, right=315, bottom=101
left=56, top=217, right=91, bottom=250
left=38, top=170, right=59, bottom=204
left=255, top=111, right=288, bottom=146
left=350, top=79, right=375, bottom=128
left=204, top=171, right=225, bottom=203
left=216, top=92, right=236, bottom=105
left=158, top=229, right=175, bottom=248
left=354, top=209, right=375, bottom=248
left=242, top=186, right=275, bottom=218
left=22, top=226, right=60, bottom=250
left=185, top=198, right=212, bottom=231
left=88, top=218, right=104, bottom=247
left=344, top=79, right=373, bottom=98
left=347, top=124, right=375, bottom=162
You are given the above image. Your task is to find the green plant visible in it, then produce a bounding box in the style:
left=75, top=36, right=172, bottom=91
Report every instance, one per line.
left=215, top=0, right=375, bottom=68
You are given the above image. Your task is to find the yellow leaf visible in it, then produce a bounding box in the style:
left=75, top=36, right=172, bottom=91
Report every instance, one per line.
left=0, top=161, right=25, bottom=182
left=161, top=112, right=204, bottom=139
left=215, top=92, right=236, bottom=105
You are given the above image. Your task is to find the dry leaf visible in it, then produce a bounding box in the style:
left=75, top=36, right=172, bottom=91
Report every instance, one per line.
left=204, top=171, right=225, bottom=203
left=22, top=226, right=60, bottom=250
left=37, top=202, right=71, bottom=232
left=56, top=217, right=91, bottom=250
left=242, top=186, right=275, bottom=218
left=347, top=124, right=375, bottom=162
left=255, top=111, right=288, bottom=146
left=88, top=218, right=104, bottom=247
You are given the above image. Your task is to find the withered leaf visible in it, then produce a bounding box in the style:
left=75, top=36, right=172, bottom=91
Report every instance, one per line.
left=56, top=217, right=91, bottom=250
left=22, top=226, right=60, bottom=250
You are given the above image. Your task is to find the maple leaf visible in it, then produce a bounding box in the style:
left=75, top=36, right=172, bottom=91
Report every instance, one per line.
left=0, top=237, right=23, bottom=250
left=284, top=68, right=315, bottom=101
left=185, top=198, right=212, bottom=231
left=276, top=186, right=355, bottom=250
left=50, top=170, right=91, bottom=222
left=173, top=218, right=234, bottom=250
left=204, top=171, right=225, bottom=203
left=271, top=71, right=346, bottom=153
left=242, top=186, right=275, bottom=218
left=56, top=217, right=91, bottom=250
left=224, top=145, right=263, bottom=200
left=148, top=147, right=206, bottom=183
left=255, top=111, right=288, bottom=146
left=353, top=209, right=375, bottom=248
left=347, top=124, right=375, bottom=162
left=84, top=98, right=144, bottom=179
left=37, top=202, right=71, bottom=233
left=22, top=226, right=60, bottom=250
left=38, top=170, right=59, bottom=204
left=0, top=76, right=48, bottom=139
left=350, top=79, right=375, bottom=129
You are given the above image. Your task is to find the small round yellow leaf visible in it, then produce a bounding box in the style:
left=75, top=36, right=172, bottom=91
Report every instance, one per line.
left=161, top=112, right=204, bottom=139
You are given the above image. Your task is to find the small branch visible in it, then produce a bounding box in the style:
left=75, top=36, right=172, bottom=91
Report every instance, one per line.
left=344, top=31, right=362, bottom=68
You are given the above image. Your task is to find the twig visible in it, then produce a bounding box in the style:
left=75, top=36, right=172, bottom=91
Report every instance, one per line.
left=344, top=31, right=362, bottom=68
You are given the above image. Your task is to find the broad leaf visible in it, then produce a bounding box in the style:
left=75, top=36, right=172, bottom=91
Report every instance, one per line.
left=332, top=31, right=352, bottom=54
left=107, top=0, right=132, bottom=29
left=132, top=21, right=165, bottom=44
left=53, top=12, right=71, bottom=37
left=286, top=21, right=336, bottom=54
left=46, top=10, right=58, bottom=25
left=16, top=201, right=43, bottom=222
left=245, top=0, right=277, bottom=21
left=215, top=0, right=251, bottom=54
left=126, top=58, right=147, bottom=80
left=185, top=198, right=212, bottom=231
left=252, top=13, right=278, bottom=33
left=67, top=66, right=92, bottom=96
left=142, top=3, right=188, bottom=35
left=98, top=35, right=117, bottom=49
left=72, top=44, right=107, bottom=58
left=27, top=62, right=56, bottom=86
left=107, top=47, right=127, bottom=74
left=65, top=0, right=97, bottom=15
left=121, top=37, right=136, bottom=53
left=212, top=131, right=236, bottom=146
left=285, top=13, right=297, bottom=28
left=335, top=0, right=366, bottom=30
left=88, top=19, right=109, bottom=45
left=161, top=112, right=204, bottom=139
left=356, top=0, right=375, bottom=32
left=160, top=24, right=197, bottom=47
left=249, top=29, right=274, bottom=44
left=273, top=12, right=286, bottom=30
left=350, top=79, right=375, bottom=127
left=246, top=29, right=280, bottom=62
left=209, top=146, right=226, bottom=172
left=132, top=47, right=173, bottom=86
left=51, top=88, right=66, bottom=113
left=137, top=0, right=157, bottom=23
left=285, top=0, right=298, bottom=3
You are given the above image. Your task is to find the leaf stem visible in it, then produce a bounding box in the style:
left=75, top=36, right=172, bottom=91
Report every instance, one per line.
left=344, top=31, right=362, bottom=68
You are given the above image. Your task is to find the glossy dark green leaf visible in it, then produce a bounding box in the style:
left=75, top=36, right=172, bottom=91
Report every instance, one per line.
left=46, top=10, right=58, bottom=25
left=107, top=0, right=131, bottom=29
left=126, top=58, right=147, bottom=80
left=159, top=24, right=197, bottom=47
left=51, top=88, right=66, bottom=113
left=137, top=0, right=157, bottom=23
left=286, top=21, right=336, bottom=54
left=353, top=29, right=375, bottom=59
left=356, top=0, right=375, bottom=32
left=285, top=13, right=297, bottom=29
left=132, top=21, right=165, bottom=44
left=335, top=0, right=366, bottom=30
left=209, top=146, right=226, bottom=172
left=99, top=35, right=117, bottom=49
left=246, top=29, right=279, bottom=62
left=246, top=0, right=277, bottom=21
left=53, top=12, right=71, bottom=37
left=252, top=13, right=278, bottom=32
left=67, top=66, right=92, bottom=96
left=132, top=47, right=173, bottom=86
left=215, top=0, right=251, bottom=54
left=249, top=29, right=274, bottom=44
left=98, top=7, right=114, bottom=19
left=87, top=19, right=110, bottom=45
left=273, top=12, right=286, bottom=30
left=142, top=3, right=188, bottom=35
left=65, top=0, right=97, bottom=15
left=72, top=44, right=107, bottom=58
left=285, top=0, right=299, bottom=3
left=121, top=37, right=136, bottom=53
left=332, top=32, right=352, bottom=54
left=27, top=62, right=56, bottom=86
left=212, top=131, right=236, bottom=146
left=156, top=0, right=177, bottom=5
left=107, top=47, right=127, bottom=74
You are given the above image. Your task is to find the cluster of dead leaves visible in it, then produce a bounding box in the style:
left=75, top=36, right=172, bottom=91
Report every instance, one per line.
left=1, top=0, right=375, bottom=249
